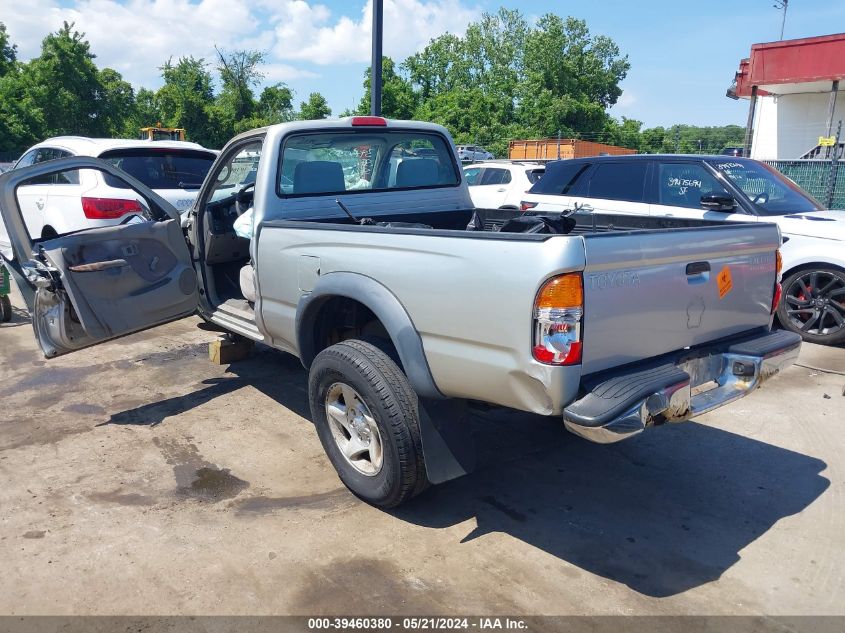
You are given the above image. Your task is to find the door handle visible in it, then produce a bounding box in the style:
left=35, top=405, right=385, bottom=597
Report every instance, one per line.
left=496, top=187, right=507, bottom=192
left=686, top=261, right=711, bottom=275
left=69, top=259, right=128, bottom=273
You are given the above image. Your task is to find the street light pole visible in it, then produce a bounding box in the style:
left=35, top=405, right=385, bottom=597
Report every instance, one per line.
left=774, top=0, right=788, bottom=40
left=370, top=0, right=384, bottom=116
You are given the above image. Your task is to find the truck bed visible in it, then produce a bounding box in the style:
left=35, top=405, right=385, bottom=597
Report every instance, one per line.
left=256, top=208, right=781, bottom=413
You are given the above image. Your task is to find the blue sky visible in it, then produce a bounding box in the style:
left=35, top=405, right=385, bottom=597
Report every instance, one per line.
left=5, top=0, right=845, bottom=128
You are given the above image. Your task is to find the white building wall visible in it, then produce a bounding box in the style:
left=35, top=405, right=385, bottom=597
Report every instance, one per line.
left=750, top=96, right=778, bottom=159
left=751, top=90, right=844, bottom=160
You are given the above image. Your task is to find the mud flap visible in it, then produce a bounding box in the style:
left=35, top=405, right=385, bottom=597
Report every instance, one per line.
left=418, top=397, right=476, bottom=485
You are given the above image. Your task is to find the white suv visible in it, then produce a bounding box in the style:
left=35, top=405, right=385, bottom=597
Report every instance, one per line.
left=13, top=137, right=217, bottom=239
left=456, top=145, right=494, bottom=162
left=464, top=161, right=545, bottom=209
left=520, top=155, right=845, bottom=346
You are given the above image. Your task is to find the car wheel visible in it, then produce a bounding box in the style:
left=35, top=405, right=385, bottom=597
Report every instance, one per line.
left=777, top=267, right=845, bottom=345
left=0, top=295, right=11, bottom=322
left=308, top=339, right=428, bottom=508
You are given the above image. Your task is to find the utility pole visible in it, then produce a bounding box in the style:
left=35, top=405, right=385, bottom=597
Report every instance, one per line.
left=774, top=0, right=789, bottom=40
left=674, top=127, right=681, bottom=153
left=370, top=0, right=384, bottom=116
left=825, top=120, right=841, bottom=209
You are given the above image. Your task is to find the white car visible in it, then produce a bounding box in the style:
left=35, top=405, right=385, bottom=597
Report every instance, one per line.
left=520, top=155, right=845, bottom=345
left=456, top=145, right=494, bottom=162
left=464, top=161, right=545, bottom=209
left=13, top=137, right=217, bottom=239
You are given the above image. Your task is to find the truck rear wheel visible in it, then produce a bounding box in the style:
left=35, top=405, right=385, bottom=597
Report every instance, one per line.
left=308, top=339, right=427, bottom=508
left=778, top=267, right=845, bottom=346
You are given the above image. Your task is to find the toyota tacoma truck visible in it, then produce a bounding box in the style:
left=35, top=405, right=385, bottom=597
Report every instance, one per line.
left=0, top=117, right=800, bottom=508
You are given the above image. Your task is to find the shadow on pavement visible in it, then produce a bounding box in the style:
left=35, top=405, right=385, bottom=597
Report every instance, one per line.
left=394, top=409, right=830, bottom=598
left=106, top=343, right=830, bottom=598
left=105, top=346, right=312, bottom=427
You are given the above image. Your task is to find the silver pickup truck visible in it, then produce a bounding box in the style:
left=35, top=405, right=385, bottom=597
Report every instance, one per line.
left=0, top=117, right=800, bottom=507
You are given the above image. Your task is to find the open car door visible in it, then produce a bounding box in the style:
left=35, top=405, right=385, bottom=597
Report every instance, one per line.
left=0, top=157, right=199, bottom=358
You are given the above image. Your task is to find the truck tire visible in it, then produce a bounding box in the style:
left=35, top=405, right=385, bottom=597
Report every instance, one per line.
left=308, top=339, right=428, bottom=508
left=1, top=295, right=11, bottom=322
left=777, top=267, right=845, bottom=346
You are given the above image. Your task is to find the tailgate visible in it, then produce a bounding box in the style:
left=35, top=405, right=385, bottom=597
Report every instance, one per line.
left=581, top=224, right=780, bottom=375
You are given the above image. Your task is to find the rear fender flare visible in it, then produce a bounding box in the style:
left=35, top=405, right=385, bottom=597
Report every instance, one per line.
left=296, top=272, right=444, bottom=399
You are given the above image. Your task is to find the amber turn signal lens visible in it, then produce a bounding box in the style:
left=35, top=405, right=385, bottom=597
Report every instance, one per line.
left=536, top=274, right=583, bottom=309
left=775, top=249, right=783, bottom=276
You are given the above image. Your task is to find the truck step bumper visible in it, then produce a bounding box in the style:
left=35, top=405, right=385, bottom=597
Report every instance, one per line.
left=562, top=330, right=802, bottom=444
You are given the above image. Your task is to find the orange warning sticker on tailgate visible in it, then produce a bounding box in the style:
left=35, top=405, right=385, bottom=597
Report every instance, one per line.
left=717, top=266, right=733, bottom=299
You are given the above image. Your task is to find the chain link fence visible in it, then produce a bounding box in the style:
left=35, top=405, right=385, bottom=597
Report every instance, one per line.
left=765, top=159, right=845, bottom=209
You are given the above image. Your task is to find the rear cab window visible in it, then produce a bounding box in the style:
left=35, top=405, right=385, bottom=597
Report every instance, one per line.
left=99, top=149, right=216, bottom=191
left=278, top=130, right=459, bottom=197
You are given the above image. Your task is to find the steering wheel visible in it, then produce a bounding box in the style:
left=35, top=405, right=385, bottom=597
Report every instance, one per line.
left=752, top=191, right=769, bottom=205
left=235, top=182, right=255, bottom=215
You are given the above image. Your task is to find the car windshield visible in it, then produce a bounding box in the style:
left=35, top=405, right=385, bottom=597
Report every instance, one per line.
left=710, top=160, right=823, bottom=216
left=100, top=149, right=216, bottom=190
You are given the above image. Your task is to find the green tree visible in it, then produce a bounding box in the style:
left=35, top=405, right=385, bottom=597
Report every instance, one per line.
left=258, top=83, right=295, bottom=122
left=0, top=22, right=17, bottom=77
left=97, top=67, right=135, bottom=136
left=517, top=15, right=629, bottom=138
left=356, top=56, right=417, bottom=119
left=22, top=22, right=113, bottom=137
left=155, top=56, right=216, bottom=145
left=298, top=92, right=331, bottom=120
left=215, top=47, right=264, bottom=122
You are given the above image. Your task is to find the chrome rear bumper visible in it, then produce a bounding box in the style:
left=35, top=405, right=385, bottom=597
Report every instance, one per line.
left=563, top=330, right=802, bottom=444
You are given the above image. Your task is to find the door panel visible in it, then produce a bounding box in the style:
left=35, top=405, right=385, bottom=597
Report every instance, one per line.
left=0, top=157, right=199, bottom=358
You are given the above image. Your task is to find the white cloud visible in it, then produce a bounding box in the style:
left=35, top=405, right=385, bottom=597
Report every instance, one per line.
left=272, top=0, right=480, bottom=65
left=0, top=0, right=478, bottom=90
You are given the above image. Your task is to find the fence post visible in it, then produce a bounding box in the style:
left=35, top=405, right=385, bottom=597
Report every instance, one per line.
left=825, top=120, right=842, bottom=209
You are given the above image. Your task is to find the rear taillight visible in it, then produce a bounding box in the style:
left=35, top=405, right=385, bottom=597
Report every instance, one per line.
left=771, top=248, right=783, bottom=314
left=520, top=201, right=538, bottom=212
left=81, top=197, right=143, bottom=220
left=772, top=282, right=782, bottom=314
left=533, top=273, right=583, bottom=365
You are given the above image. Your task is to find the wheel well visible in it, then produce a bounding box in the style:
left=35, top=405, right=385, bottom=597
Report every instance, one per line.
left=41, top=225, right=58, bottom=239
left=308, top=296, right=399, bottom=368
left=782, top=261, right=845, bottom=281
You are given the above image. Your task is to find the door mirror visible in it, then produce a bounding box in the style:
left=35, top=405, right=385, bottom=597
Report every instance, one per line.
left=700, top=193, right=736, bottom=211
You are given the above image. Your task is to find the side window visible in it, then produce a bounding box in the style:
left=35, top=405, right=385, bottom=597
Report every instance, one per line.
left=207, top=140, right=263, bottom=203
left=587, top=162, right=648, bottom=202
left=15, top=150, right=38, bottom=169
left=480, top=168, right=510, bottom=185
left=657, top=163, right=729, bottom=209
left=530, top=162, right=590, bottom=195
left=29, top=149, right=60, bottom=185
left=54, top=150, right=80, bottom=185
left=464, top=167, right=483, bottom=186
